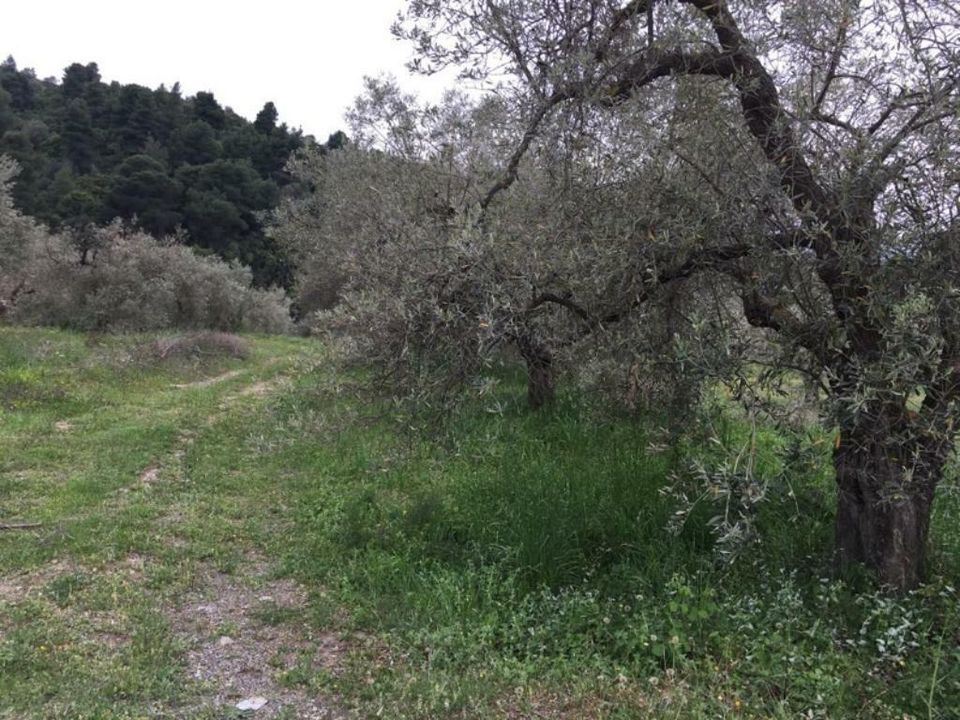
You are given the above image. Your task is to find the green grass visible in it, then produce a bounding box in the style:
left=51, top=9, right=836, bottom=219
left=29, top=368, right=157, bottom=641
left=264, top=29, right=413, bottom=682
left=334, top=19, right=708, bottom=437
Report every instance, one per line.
left=1, top=326, right=958, bottom=719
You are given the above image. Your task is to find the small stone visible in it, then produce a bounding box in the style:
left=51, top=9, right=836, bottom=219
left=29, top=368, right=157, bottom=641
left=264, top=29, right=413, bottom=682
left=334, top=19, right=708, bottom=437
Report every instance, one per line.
left=236, top=697, right=268, bottom=711
left=139, top=466, right=160, bottom=484
left=218, top=635, right=235, bottom=646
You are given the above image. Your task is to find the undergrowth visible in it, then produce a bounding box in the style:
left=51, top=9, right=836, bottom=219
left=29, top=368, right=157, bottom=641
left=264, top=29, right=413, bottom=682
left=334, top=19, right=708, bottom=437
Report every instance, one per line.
left=258, top=371, right=960, bottom=719
left=2, top=328, right=957, bottom=719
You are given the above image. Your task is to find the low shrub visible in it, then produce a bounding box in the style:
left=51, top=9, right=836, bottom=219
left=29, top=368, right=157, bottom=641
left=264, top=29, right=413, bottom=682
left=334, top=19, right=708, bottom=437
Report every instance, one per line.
left=137, top=331, right=251, bottom=362
left=10, top=224, right=293, bottom=334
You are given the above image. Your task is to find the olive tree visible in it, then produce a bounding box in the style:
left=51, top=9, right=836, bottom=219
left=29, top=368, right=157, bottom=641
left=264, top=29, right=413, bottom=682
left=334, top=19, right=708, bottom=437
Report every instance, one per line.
left=275, top=82, right=566, bottom=407
left=275, top=79, right=739, bottom=412
left=393, top=0, right=960, bottom=589
left=0, top=156, right=43, bottom=318
left=3, top=157, right=291, bottom=333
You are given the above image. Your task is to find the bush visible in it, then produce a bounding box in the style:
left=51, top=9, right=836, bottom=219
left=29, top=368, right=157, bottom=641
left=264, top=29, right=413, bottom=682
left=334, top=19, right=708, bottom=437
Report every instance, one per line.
left=292, top=259, right=346, bottom=319
left=137, top=331, right=251, bottom=362
left=10, top=224, right=293, bottom=334
left=0, top=156, right=45, bottom=319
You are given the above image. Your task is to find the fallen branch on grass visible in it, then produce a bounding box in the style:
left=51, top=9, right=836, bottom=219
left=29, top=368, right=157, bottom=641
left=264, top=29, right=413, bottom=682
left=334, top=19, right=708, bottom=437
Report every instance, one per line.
left=0, top=522, right=42, bottom=531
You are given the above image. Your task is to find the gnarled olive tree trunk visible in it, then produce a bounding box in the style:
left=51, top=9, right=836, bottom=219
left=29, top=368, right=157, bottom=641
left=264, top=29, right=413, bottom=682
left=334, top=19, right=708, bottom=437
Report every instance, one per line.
left=515, top=334, right=556, bottom=410
left=833, top=416, right=951, bottom=589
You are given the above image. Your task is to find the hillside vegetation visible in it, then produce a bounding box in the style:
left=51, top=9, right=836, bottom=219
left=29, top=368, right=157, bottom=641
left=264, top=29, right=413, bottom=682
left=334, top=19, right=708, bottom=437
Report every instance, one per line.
left=0, top=57, right=343, bottom=286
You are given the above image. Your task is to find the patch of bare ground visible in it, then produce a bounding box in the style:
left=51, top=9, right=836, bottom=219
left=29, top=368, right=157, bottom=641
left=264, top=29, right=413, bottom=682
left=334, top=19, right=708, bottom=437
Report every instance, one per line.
left=494, top=688, right=617, bottom=720
left=168, top=560, right=343, bottom=719
left=223, top=376, right=289, bottom=404
left=235, top=380, right=273, bottom=398
left=0, top=554, right=145, bottom=605
left=0, top=559, right=71, bottom=604
left=138, top=465, right=161, bottom=485
left=170, top=369, right=243, bottom=390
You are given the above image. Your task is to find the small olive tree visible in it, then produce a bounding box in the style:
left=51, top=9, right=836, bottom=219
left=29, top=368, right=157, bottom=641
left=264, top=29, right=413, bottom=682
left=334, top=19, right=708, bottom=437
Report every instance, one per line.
left=274, top=83, right=554, bottom=407
left=275, top=80, right=741, bottom=412
left=11, top=223, right=292, bottom=333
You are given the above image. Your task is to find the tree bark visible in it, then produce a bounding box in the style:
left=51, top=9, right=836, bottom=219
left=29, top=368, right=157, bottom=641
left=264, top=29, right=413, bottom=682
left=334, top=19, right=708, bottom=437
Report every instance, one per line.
left=516, top=334, right=556, bottom=410
left=0, top=279, right=30, bottom=319
left=833, top=423, right=945, bottom=591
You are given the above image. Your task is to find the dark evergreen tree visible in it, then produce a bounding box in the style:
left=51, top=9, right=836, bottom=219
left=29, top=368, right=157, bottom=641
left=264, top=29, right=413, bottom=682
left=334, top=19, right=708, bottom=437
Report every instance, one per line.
left=111, top=85, right=157, bottom=154
left=254, top=102, right=278, bottom=134
left=0, top=87, right=15, bottom=136
left=61, top=98, right=95, bottom=174
left=61, top=62, right=100, bottom=99
left=193, top=91, right=226, bottom=129
left=0, top=57, right=34, bottom=111
left=171, top=120, right=221, bottom=165
left=107, top=155, right=183, bottom=235
left=57, top=173, right=110, bottom=228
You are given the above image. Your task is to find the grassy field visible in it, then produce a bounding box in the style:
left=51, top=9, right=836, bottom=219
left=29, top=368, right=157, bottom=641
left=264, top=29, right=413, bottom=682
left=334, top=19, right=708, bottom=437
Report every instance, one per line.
left=1, top=327, right=958, bottom=719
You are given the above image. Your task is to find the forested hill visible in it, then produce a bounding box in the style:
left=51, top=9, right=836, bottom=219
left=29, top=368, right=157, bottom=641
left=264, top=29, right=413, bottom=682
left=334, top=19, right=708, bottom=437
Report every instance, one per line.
left=0, top=57, right=341, bottom=287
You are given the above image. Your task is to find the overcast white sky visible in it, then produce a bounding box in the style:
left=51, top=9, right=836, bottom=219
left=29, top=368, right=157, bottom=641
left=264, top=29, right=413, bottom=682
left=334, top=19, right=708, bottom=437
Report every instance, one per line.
left=0, top=0, right=459, bottom=138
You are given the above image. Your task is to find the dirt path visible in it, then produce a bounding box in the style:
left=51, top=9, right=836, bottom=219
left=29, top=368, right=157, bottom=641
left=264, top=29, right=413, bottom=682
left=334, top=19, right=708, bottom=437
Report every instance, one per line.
left=169, top=559, right=344, bottom=719
left=170, top=369, right=243, bottom=389
left=0, top=330, right=347, bottom=719
left=163, top=371, right=344, bottom=717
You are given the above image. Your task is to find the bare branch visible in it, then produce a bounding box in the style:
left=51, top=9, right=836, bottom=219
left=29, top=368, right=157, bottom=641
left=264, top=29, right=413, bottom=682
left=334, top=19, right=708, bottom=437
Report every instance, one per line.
left=538, top=243, right=755, bottom=339
left=604, top=48, right=738, bottom=102
left=811, top=12, right=851, bottom=117
left=527, top=290, right=594, bottom=323
left=874, top=103, right=957, bottom=167
left=811, top=110, right=860, bottom=136
left=0, top=522, right=42, bottom=531
left=479, top=89, right=571, bottom=211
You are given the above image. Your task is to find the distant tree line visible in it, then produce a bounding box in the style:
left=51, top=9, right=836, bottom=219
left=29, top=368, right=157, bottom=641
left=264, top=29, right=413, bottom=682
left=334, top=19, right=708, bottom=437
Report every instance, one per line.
left=0, top=56, right=345, bottom=287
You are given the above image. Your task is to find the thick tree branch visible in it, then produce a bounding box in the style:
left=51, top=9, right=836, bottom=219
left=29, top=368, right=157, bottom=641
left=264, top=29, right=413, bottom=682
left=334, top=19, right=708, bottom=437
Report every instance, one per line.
left=739, top=289, right=825, bottom=353
left=604, top=48, right=738, bottom=102
left=479, top=89, right=571, bottom=212
left=528, top=242, right=753, bottom=333
left=597, top=2, right=837, bottom=269
left=526, top=290, right=593, bottom=323
left=673, top=0, right=890, bottom=352
left=680, top=0, right=834, bottom=235
left=527, top=237, right=831, bottom=363
left=595, top=0, right=652, bottom=62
